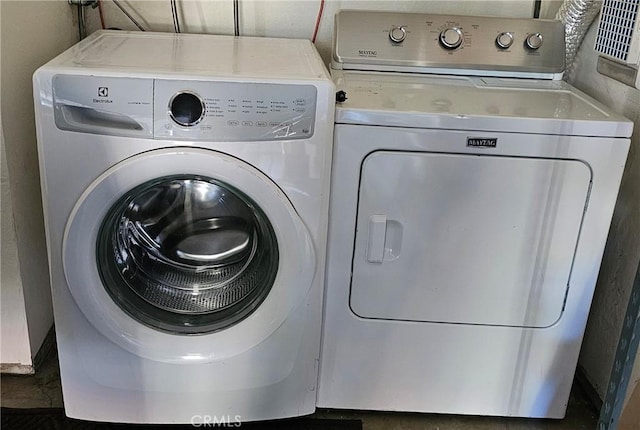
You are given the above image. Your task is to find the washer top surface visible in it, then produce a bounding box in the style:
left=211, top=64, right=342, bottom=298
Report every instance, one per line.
left=43, top=30, right=329, bottom=81
left=333, top=70, right=633, bottom=138
left=331, top=10, right=632, bottom=138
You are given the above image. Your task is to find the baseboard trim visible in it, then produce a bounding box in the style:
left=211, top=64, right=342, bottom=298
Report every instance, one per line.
left=1, top=325, right=56, bottom=375
left=0, top=363, right=35, bottom=375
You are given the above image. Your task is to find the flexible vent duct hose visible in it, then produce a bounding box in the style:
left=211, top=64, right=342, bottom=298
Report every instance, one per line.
left=555, top=0, right=603, bottom=79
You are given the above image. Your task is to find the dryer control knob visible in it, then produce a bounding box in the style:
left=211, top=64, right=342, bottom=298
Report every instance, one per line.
left=496, top=32, right=514, bottom=49
left=525, top=33, right=543, bottom=50
left=389, top=26, right=407, bottom=43
left=439, top=27, right=464, bottom=50
left=169, top=91, right=205, bottom=127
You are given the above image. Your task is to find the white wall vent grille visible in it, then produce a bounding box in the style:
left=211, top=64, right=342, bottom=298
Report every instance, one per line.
left=595, top=0, right=640, bottom=64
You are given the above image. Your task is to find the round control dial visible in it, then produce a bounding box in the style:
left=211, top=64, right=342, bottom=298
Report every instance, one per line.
left=389, top=26, right=407, bottom=43
left=169, top=91, right=205, bottom=127
left=495, top=32, right=514, bottom=49
left=525, top=33, right=543, bottom=50
left=439, top=27, right=464, bottom=50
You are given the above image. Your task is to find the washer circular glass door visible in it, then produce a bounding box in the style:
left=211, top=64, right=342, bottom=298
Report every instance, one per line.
left=96, top=174, right=278, bottom=335
left=63, top=148, right=315, bottom=363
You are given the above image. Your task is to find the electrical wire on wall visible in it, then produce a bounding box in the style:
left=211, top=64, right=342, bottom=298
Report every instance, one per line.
left=171, top=0, right=181, bottom=33
left=233, top=0, right=240, bottom=36
left=112, top=0, right=146, bottom=31
left=311, top=0, right=325, bottom=43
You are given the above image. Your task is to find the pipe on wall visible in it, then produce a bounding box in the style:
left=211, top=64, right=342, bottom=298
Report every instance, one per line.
left=555, top=0, right=603, bottom=79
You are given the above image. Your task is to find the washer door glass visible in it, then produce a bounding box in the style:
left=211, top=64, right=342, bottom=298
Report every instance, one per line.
left=96, top=175, right=279, bottom=335
left=63, top=148, right=315, bottom=363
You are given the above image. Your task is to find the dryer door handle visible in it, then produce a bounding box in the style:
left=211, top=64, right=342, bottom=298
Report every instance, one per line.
left=366, top=215, right=387, bottom=264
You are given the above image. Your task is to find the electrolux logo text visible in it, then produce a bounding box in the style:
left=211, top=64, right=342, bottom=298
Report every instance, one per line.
left=93, top=86, right=113, bottom=104
left=191, top=415, right=242, bottom=427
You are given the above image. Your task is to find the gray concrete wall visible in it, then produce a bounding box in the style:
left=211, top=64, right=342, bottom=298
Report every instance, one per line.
left=569, top=23, right=640, bottom=401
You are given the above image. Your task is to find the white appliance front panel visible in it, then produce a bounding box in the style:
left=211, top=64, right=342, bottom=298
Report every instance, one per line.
left=33, top=42, right=335, bottom=422
left=351, top=151, right=591, bottom=327
left=63, top=148, right=315, bottom=363
left=318, top=124, right=629, bottom=418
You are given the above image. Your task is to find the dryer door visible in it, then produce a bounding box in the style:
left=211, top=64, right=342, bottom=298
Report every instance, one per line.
left=63, top=148, right=315, bottom=363
left=350, top=151, right=591, bottom=328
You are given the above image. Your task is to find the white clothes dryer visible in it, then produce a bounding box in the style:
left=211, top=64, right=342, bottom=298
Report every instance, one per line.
left=318, top=11, right=632, bottom=419
left=34, top=31, right=334, bottom=424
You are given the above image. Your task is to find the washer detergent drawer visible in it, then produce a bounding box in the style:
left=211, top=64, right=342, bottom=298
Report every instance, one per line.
left=351, top=151, right=591, bottom=328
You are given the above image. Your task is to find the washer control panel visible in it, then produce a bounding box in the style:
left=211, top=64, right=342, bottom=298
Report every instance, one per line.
left=154, top=80, right=317, bottom=141
left=439, top=27, right=464, bottom=50
left=51, top=75, right=317, bottom=141
left=333, top=11, right=565, bottom=76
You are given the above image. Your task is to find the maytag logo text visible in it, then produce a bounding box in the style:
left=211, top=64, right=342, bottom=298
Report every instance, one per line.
left=358, top=50, right=377, bottom=57
left=467, top=137, right=497, bottom=148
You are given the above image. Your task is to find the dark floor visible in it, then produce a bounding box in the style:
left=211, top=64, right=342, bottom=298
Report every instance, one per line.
left=1, top=348, right=600, bottom=429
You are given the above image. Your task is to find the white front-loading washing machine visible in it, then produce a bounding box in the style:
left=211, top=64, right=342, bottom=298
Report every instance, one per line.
left=34, top=30, right=334, bottom=424
left=318, top=11, right=632, bottom=418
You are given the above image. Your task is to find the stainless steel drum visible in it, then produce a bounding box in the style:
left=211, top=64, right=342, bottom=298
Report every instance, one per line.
left=96, top=175, right=279, bottom=334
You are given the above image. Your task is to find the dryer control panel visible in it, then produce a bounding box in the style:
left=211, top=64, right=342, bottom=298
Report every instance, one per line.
left=51, top=75, right=317, bottom=141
